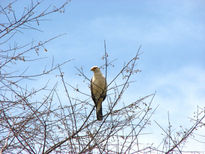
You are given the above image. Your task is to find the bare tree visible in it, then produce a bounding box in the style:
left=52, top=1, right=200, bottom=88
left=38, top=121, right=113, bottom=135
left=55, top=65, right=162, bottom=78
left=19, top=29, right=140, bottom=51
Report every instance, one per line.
left=0, top=0, right=71, bottom=153
left=155, top=107, right=205, bottom=154
left=0, top=1, right=205, bottom=154
left=41, top=44, right=157, bottom=154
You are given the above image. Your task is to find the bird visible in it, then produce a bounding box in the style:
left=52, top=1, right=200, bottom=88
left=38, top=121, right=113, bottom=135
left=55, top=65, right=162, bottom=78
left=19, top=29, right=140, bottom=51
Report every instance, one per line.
left=90, top=66, right=107, bottom=121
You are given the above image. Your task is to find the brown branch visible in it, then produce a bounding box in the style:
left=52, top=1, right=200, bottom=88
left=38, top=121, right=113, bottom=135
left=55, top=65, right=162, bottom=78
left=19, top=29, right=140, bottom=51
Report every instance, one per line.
left=166, top=113, right=205, bottom=154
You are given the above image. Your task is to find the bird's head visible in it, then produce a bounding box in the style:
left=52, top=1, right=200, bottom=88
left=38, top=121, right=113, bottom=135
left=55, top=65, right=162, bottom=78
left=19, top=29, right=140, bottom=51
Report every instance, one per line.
left=90, top=66, right=101, bottom=73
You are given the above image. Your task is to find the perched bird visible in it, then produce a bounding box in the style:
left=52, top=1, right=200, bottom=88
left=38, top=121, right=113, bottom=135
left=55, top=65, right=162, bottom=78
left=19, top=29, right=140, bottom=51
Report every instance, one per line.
left=90, top=66, right=107, bottom=121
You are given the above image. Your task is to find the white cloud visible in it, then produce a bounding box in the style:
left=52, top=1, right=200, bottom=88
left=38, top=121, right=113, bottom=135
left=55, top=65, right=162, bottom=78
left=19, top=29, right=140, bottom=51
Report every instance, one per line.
left=152, top=66, right=205, bottom=106
left=86, top=0, right=205, bottom=45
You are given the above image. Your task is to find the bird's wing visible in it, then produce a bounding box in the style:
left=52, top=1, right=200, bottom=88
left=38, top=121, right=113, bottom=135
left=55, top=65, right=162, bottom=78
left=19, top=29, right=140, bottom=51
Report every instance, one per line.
left=101, top=79, right=107, bottom=101
left=91, top=77, right=97, bottom=106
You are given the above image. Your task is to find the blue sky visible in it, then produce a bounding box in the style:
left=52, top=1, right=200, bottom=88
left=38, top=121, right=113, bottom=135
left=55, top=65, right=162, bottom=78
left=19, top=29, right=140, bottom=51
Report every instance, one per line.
left=2, top=0, right=205, bottom=151
left=44, top=0, right=205, bottom=120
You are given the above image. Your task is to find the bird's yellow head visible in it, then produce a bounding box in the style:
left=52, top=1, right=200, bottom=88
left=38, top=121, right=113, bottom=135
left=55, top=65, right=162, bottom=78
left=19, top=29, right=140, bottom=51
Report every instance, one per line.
left=90, top=66, right=100, bottom=73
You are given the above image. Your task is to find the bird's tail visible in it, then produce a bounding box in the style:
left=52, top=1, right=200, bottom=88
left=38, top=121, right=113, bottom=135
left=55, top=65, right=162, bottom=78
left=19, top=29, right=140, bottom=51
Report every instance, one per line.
left=96, top=105, right=103, bottom=121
